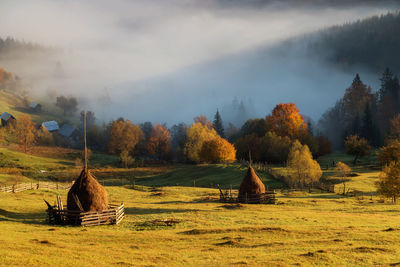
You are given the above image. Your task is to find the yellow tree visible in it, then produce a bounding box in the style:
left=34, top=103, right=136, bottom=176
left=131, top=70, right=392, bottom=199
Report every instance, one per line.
left=376, top=162, right=400, bottom=203
left=379, top=141, right=400, bottom=166
left=344, top=134, right=371, bottom=165
left=266, top=103, right=307, bottom=139
left=287, top=141, right=322, bottom=187
left=147, top=124, right=171, bottom=160
left=335, top=161, right=351, bottom=195
left=200, top=137, right=236, bottom=163
left=184, top=122, right=219, bottom=162
left=193, top=115, right=213, bottom=129
left=15, top=114, right=36, bottom=153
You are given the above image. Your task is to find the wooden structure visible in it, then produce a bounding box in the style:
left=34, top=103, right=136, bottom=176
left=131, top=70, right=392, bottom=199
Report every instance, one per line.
left=46, top=201, right=125, bottom=226
left=218, top=185, right=276, bottom=204
left=0, top=182, right=71, bottom=193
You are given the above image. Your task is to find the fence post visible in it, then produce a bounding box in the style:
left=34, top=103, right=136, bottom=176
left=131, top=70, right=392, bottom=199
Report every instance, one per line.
left=12, top=184, right=15, bottom=193
left=193, top=179, right=196, bottom=187
left=245, top=192, right=248, bottom=204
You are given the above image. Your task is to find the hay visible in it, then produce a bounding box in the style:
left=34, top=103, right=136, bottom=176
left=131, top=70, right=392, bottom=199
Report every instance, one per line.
left=67, top=169, right=108, bottom=211
left=238, top=166, right=265, bottom=202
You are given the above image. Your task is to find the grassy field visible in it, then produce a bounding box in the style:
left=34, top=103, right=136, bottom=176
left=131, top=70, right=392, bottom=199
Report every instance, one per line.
left=1, top=185, right=400, bottom=266
left=2, top=147, right=400, bottom=266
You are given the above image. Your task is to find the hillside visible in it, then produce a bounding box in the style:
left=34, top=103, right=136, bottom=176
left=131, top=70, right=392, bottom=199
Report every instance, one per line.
left=304, top=12, right=400, bottom=73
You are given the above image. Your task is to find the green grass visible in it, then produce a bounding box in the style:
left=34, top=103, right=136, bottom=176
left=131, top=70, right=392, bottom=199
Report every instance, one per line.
left=134, top=164, right=284, bottom=189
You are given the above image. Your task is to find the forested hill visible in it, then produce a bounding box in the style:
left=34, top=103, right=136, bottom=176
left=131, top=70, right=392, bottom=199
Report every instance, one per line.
left=304, top=12, right=400, bottom=73
left=0, top=37, right=52, bottom=59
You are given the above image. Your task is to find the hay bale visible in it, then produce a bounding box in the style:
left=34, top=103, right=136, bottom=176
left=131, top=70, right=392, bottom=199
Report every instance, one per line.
left=238, top=166, right=265, bottom=203
left=67, top=169, right=108, bottom=211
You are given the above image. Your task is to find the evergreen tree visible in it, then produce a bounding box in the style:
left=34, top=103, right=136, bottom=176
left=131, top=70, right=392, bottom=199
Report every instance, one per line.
left=361, top=103, right=379, bottom=146
left=213, top=109, right=225, bottom=138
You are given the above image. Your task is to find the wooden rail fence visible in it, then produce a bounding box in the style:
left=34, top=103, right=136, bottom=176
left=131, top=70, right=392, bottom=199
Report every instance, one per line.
left=47, top=203, right=125, bottom=226
left=0, top=182, right=72, bottom=193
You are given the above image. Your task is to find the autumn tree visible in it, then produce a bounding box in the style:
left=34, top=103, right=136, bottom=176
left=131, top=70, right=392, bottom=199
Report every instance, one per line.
left=316, top=136, right=333, bottom=157
left=213, top=110, right=225, bottom=137
left=287, top=141, right=322, bottom=187
left=335, top=162, right=352, bottom=195
left=344, top=134, right=371, bottom=165
left=376, top=162, right=400, bottom=203
left=56, top=96, right=78, bottom=115
left=120, top=149, right=134, bottom=168
left=184, top=122, right=219, bottom=162
left=108, top=120, right=144, bottom=155
left=15, top=114, right=36, bottom=153
left=387, top=114, right=400, bottom=143
left=147, top=124, right=171, bottom=160
left=194, top=115, right=213, bottom=129
left=199, top=137, right=236, bottom=163
left=379, top=141, right=400, bottom=166
left=266, top=103, right=307, bottom=139
left=36, top=127, right=54, bottom=146
left=234, top=134, right=262, bottom=162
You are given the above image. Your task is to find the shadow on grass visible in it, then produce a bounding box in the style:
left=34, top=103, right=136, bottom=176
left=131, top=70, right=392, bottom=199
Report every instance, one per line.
left=125, top=207, right=200, bottom=215
left=0, top=208, right=46, bottom=225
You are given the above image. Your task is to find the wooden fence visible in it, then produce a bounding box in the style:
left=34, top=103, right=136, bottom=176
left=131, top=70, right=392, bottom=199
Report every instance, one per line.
left=47, top=203, right=125, bottom=226
left=0, top=182, right=72, bottom=193
left=218, top=185, right=276, bottom=204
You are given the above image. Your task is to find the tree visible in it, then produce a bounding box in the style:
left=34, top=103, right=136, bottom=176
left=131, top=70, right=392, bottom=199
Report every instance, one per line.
left=239, top=118, right=268, bottom=138
left=376, top=162, right=400, bottom=203
left=343, top=74, right=373, bottom=122
left=344, top=134, right=371, bottom=165
left=56, top=96, right=78, bottom=115
left=108, top=120, right=144, bottom=155
left=15, top=114, right=36, bottom=153
left=194, top=115, right=213, bottom=129
left=170, top=123, right=187, bottom=162
left=335, top=162, right=352, bottom=195
left=147, top=124, right=171, bottom=160
left=316, top=136, right=332, bottom=157
left=387, top=114, right=400, bottom=143
left=120, top=150, right=134, bottom=168
left=259, top=132, right=292, bottom=164
left=379, top=141, right=400, bottom=166
left=287, top=141, right=322, bottom=187
left=266, top=103, right=307, bottom=139
left=213, top=110, right=225, bottom=138
left=199, top=137, right=236, bottom=163
left=234, top=134, right=262, bottom=162
left=184, top=122, right=219, bottom=162
left=36, top=128, right=54, bottom=146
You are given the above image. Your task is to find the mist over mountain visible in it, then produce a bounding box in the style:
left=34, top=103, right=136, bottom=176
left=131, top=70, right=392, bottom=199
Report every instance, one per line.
left=0, top=0, right=399, bottom=126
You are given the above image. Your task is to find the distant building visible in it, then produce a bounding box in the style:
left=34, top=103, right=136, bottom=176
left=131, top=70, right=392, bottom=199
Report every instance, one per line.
left=58, top=124, right=79, bottom=140
left=0, top=112, right=16, bottom=127
left=29, top=102, right=42, bottom=113
left=41, top=121, right=59, bottom=132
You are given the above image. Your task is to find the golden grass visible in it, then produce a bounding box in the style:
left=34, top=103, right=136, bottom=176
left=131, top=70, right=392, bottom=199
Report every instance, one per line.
left=1, top=185, right=400, bottom=266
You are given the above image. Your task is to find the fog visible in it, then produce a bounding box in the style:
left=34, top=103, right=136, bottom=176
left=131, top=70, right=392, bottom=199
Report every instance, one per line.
left=0, top=0, right=397, bottom=126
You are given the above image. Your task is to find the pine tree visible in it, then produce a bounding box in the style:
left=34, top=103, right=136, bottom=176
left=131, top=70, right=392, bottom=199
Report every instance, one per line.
left=213, top=109, right=225, bottom=138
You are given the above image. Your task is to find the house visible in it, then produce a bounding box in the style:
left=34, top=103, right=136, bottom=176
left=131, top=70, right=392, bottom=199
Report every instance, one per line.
left=0, top=112, right=16, bottom=126
left=58, top=124, right=79, bottom=141
left=29, top=102, right=42, bottom=113
left=41, top=121, right=59, bottom=132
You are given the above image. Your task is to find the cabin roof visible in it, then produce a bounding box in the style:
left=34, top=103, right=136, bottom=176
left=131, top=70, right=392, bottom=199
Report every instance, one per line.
left=41, top=120, right=59, bottom=132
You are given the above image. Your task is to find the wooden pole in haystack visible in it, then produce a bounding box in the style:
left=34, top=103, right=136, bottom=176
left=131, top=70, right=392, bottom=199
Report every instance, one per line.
left=84, top=111, right=88, bottom=173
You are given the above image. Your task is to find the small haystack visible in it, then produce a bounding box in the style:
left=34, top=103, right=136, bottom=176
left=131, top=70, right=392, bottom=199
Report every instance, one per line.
left=238, top=166, right=265, bottom=203
left=67, top=169, right=108, bottom=211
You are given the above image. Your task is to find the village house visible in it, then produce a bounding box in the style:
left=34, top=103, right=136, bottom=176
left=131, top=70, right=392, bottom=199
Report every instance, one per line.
left=29, top=102, right=42, bottom=113
left=0, top=112, right=16, bottom=127
left=41, top=120, right=59, bottom=132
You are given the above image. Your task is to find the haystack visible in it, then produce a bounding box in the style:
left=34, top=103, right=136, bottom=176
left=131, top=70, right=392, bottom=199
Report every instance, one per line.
left=67, top=169, right=108, bottom=211
left=238, top=166, right=265, bottom=203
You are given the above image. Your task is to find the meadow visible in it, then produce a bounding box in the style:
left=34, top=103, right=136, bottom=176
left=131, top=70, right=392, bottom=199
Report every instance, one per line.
left=1, top=147, right=400, bottom=266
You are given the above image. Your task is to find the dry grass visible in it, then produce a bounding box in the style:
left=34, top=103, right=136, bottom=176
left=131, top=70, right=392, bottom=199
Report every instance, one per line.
left=1, top=184, right=400, bottom=266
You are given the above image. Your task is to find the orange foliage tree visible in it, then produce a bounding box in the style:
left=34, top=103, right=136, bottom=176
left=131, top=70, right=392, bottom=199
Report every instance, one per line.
left=147, top=124, right=171, bottom=160
left=200, top=137, right=236, bottom=163
left=266, top=103, right=307, bottom=139
left=15, top=114, right=36, bottom=153
left=108, top=120, right=144, bottom=155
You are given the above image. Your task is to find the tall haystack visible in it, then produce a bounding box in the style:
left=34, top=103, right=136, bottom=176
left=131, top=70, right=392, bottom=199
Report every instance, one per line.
left=67, top=111, right=108, bottom=211
left=238, top=166, right=265, bottom=203
left=67, top=169, right=108, bottom=211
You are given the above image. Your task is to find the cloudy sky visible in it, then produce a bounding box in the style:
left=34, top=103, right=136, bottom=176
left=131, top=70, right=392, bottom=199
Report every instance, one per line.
left=0, top=0, right=397, bottom=124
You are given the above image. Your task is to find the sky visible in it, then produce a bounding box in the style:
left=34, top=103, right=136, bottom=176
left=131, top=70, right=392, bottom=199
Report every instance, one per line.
left=0, top=0, right=398, bottom=125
